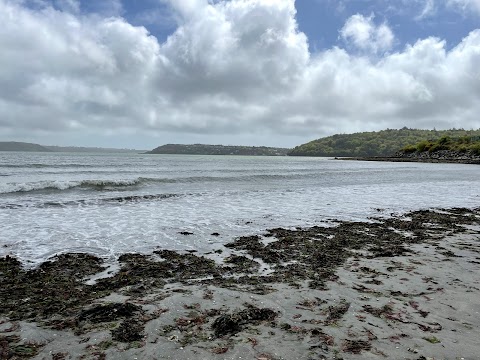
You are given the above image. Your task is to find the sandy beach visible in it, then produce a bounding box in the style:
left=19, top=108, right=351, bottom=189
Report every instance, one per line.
left=1, top=207, right=479, bottom=360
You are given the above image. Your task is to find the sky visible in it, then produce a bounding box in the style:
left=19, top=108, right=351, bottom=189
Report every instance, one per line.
left=1, top=0, right=479, bottom=149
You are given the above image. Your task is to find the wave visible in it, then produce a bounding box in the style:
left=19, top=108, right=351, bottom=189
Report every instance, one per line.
left=102, top=193, right=180, bottom=203
left=0, top=178, right=150, bottom=194
left=1, top=179, right=125, bottom=194
left=0, top=173, right=309, bottom=195
left=0, top=163, right=98, bottom=169
left=0, top=193, right=180, bottom=209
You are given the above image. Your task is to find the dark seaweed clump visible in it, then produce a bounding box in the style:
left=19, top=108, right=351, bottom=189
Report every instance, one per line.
left=77, top=303, right=141, bottom=324
left=212, top=307, right=277, bottom=338
left=324, top=300, right=351, bottom=325
left=0, top=250, right=221, bottom=341
left=0, top=253, right=104, bottom=320
left=0, top=334, right=43, bottom=359
left=111, top=318, right=145, bottom=342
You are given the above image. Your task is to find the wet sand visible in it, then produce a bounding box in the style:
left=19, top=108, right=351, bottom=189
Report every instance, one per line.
left=1, top=207, right=479, bottom=359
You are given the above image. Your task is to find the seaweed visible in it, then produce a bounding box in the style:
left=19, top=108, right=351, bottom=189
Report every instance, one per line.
left=212, top=306, right=277, bottom=338
left=77, top=303, right=142, bottom=324
left=111, top=318, right=145, bottom=342
left=0, top=335, right=45, bottom=359
left=324, top=300, right=351, bottom=325
left=342, top=339, right=372, bottom=354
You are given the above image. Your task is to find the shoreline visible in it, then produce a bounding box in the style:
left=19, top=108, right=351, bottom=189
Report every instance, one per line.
left=335, top=152, right=480, bottom=164
left=1, top=207, right=480, bottom=359
left=336, top=156, right=480, bottom=164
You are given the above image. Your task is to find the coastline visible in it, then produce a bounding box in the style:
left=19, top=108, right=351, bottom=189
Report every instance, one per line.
left=336, top=149, right=480, bottom=164
left=1, top=207, right=480, bottom=359
left=337, top=156, right=480, bottom=164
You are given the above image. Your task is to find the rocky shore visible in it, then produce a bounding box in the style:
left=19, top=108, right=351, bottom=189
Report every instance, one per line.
left=340, top=149, right=480, bottom=164
left=1, top=208, right=480, bottom=359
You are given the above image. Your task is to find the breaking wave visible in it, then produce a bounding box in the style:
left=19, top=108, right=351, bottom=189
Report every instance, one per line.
left=0, top=174, right=305, bottom=194
left=0, top=178, right=150, bottom=194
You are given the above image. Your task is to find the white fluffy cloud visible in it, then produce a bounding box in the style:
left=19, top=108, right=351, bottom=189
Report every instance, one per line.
left=340, top=14, right=394, bottom=54
left=1, top=0, right=480, bottom=147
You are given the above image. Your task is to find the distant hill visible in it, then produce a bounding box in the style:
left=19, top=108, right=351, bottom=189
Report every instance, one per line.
left=288, top=128, right=480, bottom=157
left=0, top=142, right=143, bottom=153
left=0, top=141, right=52, bottom=152
left=45, top=146, right=142, bottom=153
left=147, top=144, right=290, bottom=156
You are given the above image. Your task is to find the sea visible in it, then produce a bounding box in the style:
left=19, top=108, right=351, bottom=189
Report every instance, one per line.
left=0, top=152, right=479, bottom=266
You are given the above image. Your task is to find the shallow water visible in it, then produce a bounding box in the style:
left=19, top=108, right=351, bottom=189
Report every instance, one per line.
left=0, top=152, right=478, bottom=265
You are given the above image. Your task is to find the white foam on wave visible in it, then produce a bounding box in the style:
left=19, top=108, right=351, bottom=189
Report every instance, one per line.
left=0, top=178, right=146, bottom=194
left=0, top=180, right=82, bottom=194
left=1, top=178, right=479, bottom=266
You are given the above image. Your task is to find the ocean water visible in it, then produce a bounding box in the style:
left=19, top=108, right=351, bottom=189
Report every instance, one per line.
left=0, top=152, right=479, bottom=266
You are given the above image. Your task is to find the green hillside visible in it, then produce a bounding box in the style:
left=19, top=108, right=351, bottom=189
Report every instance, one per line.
left=288, top=128, right=480, bottom=157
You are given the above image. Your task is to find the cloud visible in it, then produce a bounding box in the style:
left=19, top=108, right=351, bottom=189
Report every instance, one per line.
left=416, top=0, right=436, bottom=20
left=167, top=0, right=209, bottom=19
left=0, top=0, right=480, bottom=147
left=447, top=0, right=480, bottom=14
left=340, top=13, right=394, bottom=54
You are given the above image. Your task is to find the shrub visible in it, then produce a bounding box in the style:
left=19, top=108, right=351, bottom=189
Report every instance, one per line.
left=428, top=143, right=443, bottom=153
left=458, top=136, right=471, bottom=144
left=457, top=145, right=467, bottom=153
left=470, top=143, right=480, bottom=155
left=438, top=136, right=451, bottom=145
left=417, top=140, right=432, bottom=152
left=402, top=144, right=417, bottom=153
